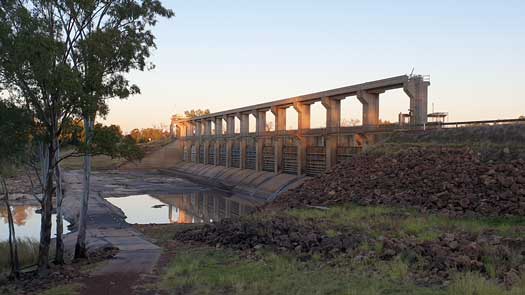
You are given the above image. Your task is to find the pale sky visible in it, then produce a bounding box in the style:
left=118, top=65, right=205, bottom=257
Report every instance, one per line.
left=102, top=0, right=525, bottom=132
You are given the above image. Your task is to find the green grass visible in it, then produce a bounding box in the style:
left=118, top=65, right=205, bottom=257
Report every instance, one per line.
left=157, top=246, right=524, bottom=295
left=159, top=246, right=444, bottom=295
left=0, top=238, right=39, bottom=275
left=285, top=204, right=525, bottom=241
left=447, top=272, right=525, bottom=295
left=60, top=154, right=125, bottom=170
left=41, top=283, right=82, bottom=295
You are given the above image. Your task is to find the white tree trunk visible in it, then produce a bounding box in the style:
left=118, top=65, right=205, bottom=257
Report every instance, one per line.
left=1, top=178, right=20, bottom=278
left=54, top=142, right=64, bottom=264
left=75, top=116, right=94, bottom=259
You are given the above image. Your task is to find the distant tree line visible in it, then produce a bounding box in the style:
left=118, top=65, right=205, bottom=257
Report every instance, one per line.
left=129, top=128, right=170, bottom=143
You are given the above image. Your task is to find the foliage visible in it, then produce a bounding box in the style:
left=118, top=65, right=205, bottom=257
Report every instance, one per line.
left=184, top=109, right=210, bottom=118
left=0, top=101, right=32, bottom=174
left=129, top=127, right=170, bottom=143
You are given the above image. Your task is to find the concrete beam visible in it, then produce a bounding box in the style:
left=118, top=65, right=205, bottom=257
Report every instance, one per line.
left=357, top=91, right=380, bottom=126
left=404, top=76, right=430, bottom=126
left=183, top=75, right=409, bottom=122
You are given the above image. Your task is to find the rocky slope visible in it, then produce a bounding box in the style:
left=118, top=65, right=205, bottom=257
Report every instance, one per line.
left=275, top=147, right=525, bottom=216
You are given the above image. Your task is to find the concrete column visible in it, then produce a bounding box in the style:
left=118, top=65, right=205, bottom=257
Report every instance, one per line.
left=226, top=115, right=235, bottom=135
left=239, top=113, right=250, bottom=135
left=322, top=97, right=341, bottom=131
left=254, top=109, right=268, bottom=134
left=271, top=106, right=286, bottom=173
left=226, top=140, right=232, bottom=168
left=215, top=117, right=223, bottom=137
left=271, top=106, right=287, bottom=131
left=180, top=123, right=188, bottom=137
left=325, top=135, right=337, bottom=170
left=274, top=138, right=282, bottom=173
left=297, top=138, right=307, bottom=175
left=194, top=141, right=201, bottom=163
left=293, top=102, right=311, bottom=130
left=214, top=141, right=220, bottom=165
left=204, top=119, right=212, bottom=136
left=357, top=91, right=381, bottom=126
left=195, top=120, right=202, bottom=137
left=404, top=76, right=430, bottom=126
left=203, top=141, right=209, bottom=164
left=255, top=139, right=264, bottom=172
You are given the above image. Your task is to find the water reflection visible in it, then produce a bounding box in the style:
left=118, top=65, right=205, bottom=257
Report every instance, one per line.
left=106, top=191, right=257, bottom=225
left=0, top=205, right=70, bottom=242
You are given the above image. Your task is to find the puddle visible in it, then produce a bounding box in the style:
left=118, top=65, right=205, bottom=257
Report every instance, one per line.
left=0, top=205, right=70, bottom=242
left=106, top=192, right=258, bottom=224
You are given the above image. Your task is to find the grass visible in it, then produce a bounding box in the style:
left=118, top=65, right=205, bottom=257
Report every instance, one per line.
left=159, top=246, right=443, bottom=295
left=41, top=283, right=82, bottom=295
left=60, top=154, right=126, bottom=170
left=136, top=203, right=525, bottom=295
left=285, top=204, right=525, bottom=241
left=155, top=245, right=525, bottom=295
left=447, top=272, right=525, bottom=295
left=0, top=238, right=39, bottom=275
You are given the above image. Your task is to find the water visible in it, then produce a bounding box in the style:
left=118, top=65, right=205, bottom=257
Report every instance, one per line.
left=0, top=205, right=70, bottom=242
left=106, top=191, right=257, bottom=224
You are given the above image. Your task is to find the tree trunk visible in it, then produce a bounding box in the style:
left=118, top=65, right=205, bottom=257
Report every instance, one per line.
left=1, top=178, right=20, bottom=278
left=37, top=142, right=55, bottom=275
left=74, top=116, right=94, bottom=259
left=54, top=142, right=64, bottom=264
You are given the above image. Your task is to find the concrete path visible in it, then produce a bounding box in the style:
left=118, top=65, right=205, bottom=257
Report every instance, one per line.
left=61, top=170, right=208, bottom=294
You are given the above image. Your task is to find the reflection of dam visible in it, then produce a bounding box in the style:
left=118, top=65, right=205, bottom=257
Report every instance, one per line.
left=156, top=191, right=257, bottom=224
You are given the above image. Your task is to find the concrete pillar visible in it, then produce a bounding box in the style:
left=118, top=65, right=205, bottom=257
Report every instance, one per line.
left=180, top=122, right=188, bottom=137
left=298, top=138, right=307, bottom=175
left=239, top=113, right=250, bottom=135
left=254, top=109, right=268, bottom=134
left=325, top=135, right=337, bottom=170
left=274, top=138, right=282, bottom=173
left=404, top=76, right=430, bottom=126
left=226, top=115, right=235, bottom=135
left=271, top=106, right=287, bottom=131
left=215, top=117, right=223, bottom=136
left=322, top=97, right=341, bottom=131
left=357, top=91, right=381, bottom=126
left=203, top=141, right=209, bottom=164
left=204, top=119, right=212, bottom=136
left=214, top=141, right=220, bottom=165
left=271, top=106, right=286, bottom=173
left=255, top=139, right=264, bottom=172
left=195, top=120, right=202, bottom=137
left=226, top=140, right=232, bottom=168
left=293, top=102, right=311, bottom=130
left=194, top=141, right=201, bottom=163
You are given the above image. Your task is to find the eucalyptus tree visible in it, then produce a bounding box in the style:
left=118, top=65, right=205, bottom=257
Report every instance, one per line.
left=51, top=0, right=173, bottom=259
left=0, top=0, right=82, bottom=272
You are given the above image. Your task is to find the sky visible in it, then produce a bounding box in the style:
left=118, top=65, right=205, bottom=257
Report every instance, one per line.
left=102, top=0, right=525, bottom=132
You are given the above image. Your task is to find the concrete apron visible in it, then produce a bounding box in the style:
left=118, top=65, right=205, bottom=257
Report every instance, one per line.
left=160, top=162, right=308, bottom=202
left=61, top=171, right=161, bottom=277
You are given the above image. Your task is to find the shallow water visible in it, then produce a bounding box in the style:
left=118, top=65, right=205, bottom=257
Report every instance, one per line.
left=0, top=205, right=70, bottom=242
left=106, top=191, right=257, bottom=225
